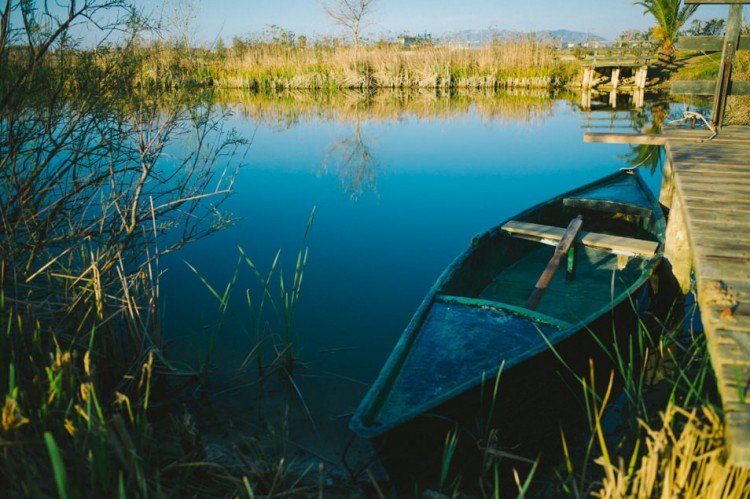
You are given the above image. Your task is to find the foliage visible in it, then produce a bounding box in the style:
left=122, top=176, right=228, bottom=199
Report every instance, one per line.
left=618, top=29, right=652, bottom=44
left=684, top=17, right=726, bottom=37
left=0, top=1, right=244, bottom=496
left=634, top=0, right=698, bottom=60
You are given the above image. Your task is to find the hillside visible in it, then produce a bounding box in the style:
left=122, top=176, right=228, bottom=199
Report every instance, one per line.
left=437, top=28, right=605, bottom=46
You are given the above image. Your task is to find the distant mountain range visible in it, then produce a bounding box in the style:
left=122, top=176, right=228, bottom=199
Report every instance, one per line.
left=436, top=29, right=606, bottom=46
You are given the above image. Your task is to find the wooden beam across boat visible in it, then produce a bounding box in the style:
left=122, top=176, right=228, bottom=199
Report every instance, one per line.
left=526, top=216, right=583, bottom=310
left=501, top=220, right=660, bottom=258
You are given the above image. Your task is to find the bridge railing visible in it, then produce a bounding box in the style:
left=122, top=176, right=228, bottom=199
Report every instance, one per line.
left=572, top=41, right=658, bottom=67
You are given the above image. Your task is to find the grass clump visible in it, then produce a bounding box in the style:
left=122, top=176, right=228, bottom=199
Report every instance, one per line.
left=555, top=283, right=750, bottom=498
left=0, top=2, right=247, bottom=496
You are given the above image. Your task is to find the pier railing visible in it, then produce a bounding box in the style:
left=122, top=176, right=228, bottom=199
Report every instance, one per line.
left=575, top=41, right=657, bottom=68
left=672, top=1, right=750, bottom=128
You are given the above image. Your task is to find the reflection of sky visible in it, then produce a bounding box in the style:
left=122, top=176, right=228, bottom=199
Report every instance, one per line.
left=160, top=95, right=664, bottom=426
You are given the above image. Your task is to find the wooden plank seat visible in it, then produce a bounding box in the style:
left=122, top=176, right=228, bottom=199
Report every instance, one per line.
left=501, top=220, right=659, bottom=258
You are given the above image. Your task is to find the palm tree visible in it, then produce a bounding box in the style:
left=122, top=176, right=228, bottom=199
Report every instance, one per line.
left=635, top=0, right=698, bottom=60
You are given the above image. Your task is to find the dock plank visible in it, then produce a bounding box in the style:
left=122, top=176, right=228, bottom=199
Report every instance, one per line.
left=665, top=125, right=750, bottom=466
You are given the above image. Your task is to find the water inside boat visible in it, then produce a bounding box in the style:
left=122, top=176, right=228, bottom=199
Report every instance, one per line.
left=375, top=298, right=563, bottom=424
left=479, top=244, right=645, bottom=324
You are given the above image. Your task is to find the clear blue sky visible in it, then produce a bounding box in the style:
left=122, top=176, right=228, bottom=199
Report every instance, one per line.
left=162, top=0, right=735, bottom=43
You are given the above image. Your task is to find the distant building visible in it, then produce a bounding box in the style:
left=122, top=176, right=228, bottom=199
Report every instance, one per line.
left=398, top=33, right=432, bottom=49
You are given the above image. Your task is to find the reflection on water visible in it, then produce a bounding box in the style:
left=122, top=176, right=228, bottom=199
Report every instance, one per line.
left=321, top=118, right=380, bottom=200
left=161, top=88, right=675, bottom=468
left=216, top=87, right=559, bottom=128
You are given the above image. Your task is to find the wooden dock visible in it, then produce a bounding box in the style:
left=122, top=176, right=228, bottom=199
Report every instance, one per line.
left=661, top=126, right=750, bottom=465
left=578, top=43, right=653, bottom=91
left=585, top=125, right=750, bottom=464
left=581, top=0, right=750, bottom=468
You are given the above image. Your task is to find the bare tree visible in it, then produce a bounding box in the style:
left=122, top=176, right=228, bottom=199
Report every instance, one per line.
left=164, top=0, right=200, bottom=54
left=322, top=0, right=378, bottom=51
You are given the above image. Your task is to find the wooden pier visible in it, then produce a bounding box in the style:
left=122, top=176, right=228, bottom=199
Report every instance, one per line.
left=586, top=126, right=750, bottom=466
left=581, top=0, right=750, bottom=465
left=660, top=126, right=750, bottom=465
left=578, top=42, right=653, bottom=91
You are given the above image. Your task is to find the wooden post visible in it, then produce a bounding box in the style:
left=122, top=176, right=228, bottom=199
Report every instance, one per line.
left=611, top=68, right=621, bottom=90
left=712, top=5, right=743, bottom=128
left=581, top=89, right=592, bottom=109
left=660, top=155, right=692, bottom=293
left=635, top=67, right=648, bottom=89
left=582, top=68, right=592, bottom=89
left=634, top=88, right=645, bottom=108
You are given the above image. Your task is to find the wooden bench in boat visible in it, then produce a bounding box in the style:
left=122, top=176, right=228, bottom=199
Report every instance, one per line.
left=501, top=220, right=659, bottom=258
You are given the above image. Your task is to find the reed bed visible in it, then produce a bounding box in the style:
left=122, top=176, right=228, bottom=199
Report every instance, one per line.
left=595, top=405, right=750, bottom=498
left=135, top=37, right=579, bottom=91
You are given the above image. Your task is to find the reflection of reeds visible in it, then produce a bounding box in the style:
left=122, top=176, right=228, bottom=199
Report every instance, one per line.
left=214, top=87, right=560, bottom=128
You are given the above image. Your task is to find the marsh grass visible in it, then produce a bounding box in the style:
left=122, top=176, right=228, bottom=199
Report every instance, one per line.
left=0, top=3, right=251, bottom=496
left=552, top=282, right=749, bottom=498
left=727, top=50, right=750, bottom=125
left=135, top=37, right=579, bottom=91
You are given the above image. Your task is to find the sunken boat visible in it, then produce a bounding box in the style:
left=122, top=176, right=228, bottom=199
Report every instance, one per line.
left=349, top=169, right=667, bottom=489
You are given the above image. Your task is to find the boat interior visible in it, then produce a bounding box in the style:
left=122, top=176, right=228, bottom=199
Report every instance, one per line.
left=437, top=191, right=661, bottom=325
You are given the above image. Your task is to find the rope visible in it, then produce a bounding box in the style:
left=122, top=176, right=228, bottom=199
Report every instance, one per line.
left=666, top=110, right=717, bottom=142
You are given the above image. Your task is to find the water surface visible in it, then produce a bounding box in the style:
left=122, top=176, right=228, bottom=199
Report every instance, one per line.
left=160, top=90, right=670, bottom=458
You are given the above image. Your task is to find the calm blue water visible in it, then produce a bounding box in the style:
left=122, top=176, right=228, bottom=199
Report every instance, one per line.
left=160, top=92, right=671, bottom=451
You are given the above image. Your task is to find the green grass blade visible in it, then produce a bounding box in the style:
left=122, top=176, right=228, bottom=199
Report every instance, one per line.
left=44, top=432, right=69, bottom=499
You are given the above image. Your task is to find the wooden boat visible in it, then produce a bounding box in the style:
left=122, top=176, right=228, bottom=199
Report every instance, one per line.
left=349, top=169, right=666, bottom=443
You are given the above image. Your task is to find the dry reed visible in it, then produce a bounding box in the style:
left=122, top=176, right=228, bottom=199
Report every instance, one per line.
left=135, top=37, right=579, bottom=91
left=594, top=404, right=750, bottom=498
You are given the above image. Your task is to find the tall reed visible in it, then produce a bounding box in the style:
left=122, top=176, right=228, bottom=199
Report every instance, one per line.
left=133, top=36, right=579, bottom=91
left=555, top=287, right=745, bottom=497
left=0, top=3, right=245, bottom=496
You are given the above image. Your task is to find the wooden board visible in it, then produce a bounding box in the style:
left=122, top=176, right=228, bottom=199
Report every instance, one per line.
left=671, top=80, right=750, bottom=96
left=664, top=126, right=750, bottom=466
left=501, top=220, right=660, bottom=257
left=583, top=132, right=667, bottom=145
left=678, top=35, right=750, bottom=52
left=526, top=216, right=583, bottom=310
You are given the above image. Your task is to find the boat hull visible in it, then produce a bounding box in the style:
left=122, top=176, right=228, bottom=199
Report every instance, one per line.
left=372, top=284, right=651, bottom=492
